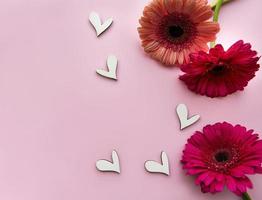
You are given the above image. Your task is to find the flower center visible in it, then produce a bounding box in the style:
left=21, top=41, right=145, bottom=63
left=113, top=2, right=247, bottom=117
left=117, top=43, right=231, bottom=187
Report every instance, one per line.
left=210, top=63, right=228, bottom=75
left=214, top=150, right=230, bottom=163
left=206, top=146, right=240, bottom=173
left=157, top=13, right=197, bottom=49
left=168, top=25, right=184, bottom=39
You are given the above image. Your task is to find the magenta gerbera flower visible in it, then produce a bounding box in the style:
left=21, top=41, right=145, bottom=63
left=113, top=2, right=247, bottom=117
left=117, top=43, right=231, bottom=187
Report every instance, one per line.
left=179, top=40, right=260, bottom=98
left=181, top=122, right=262, bottom=196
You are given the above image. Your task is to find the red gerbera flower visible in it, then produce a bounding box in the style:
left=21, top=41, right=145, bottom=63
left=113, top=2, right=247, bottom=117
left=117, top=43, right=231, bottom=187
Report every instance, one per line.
left=181, top=122, right=262, bottom=196
left=179, top=40, right=260, bottom=98
left=138, top=0, right=219, bottom=66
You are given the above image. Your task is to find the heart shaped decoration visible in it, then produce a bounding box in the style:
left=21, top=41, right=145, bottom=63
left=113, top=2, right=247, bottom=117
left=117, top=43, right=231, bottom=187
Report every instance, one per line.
left=176, top=104, right=200, bottom=130
left=89, top=11, right=113, bottom=36
left=145, top=151, right=169, bottom=176
left=96, top=150, right=120, bottom=173
left=96, top=55, right=118, bottom=80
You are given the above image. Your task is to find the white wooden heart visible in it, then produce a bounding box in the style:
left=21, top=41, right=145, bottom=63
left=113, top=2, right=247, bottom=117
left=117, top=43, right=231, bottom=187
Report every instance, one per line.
left=96, top=150, right=120, bottom=173
left=96, top=55, right=118, bottom=80
left=176, top=104, right=200, bottom=130
left=145, top=151, right=169, bottom=175
left=89, top=11, right=113, bottom=36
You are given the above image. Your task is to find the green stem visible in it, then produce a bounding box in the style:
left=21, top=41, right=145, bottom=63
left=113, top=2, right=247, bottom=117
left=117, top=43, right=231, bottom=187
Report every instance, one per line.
left=242, top=192, right=252, bottom=200
left=210, top=0, right=224, bottom=48
left=211, top=0, right=233, bottom=10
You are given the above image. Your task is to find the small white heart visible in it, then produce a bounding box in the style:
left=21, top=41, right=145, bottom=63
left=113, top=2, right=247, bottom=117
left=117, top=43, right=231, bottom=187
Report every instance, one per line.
left=145, top=152, right=169, bottom=176
left=176, top=104, right=200, bottom=130
left=96, top=55, right=118, bottom=80
left=96, top=150, right=120, bottom=173
left=89, top=11, right=113, bottom=36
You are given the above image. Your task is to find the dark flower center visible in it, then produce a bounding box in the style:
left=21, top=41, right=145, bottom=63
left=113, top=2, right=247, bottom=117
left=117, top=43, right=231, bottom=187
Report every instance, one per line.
left=214, top=150, right=230, bottom=163
left=157, top=13, right=197, bottom=49
left=168, top=25, right=184, bottom=38
left=206, top=146, right=240, bottom=173
left=209, top=63, right=228, bottom=75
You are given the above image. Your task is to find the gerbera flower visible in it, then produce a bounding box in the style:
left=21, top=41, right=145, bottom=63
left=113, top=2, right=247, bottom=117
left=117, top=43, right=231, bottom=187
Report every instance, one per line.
left=138, top=0, right=220, bottom=66
left=179, top=40, right=260, bottom=98
left=181, top=122, right=262, bottom=197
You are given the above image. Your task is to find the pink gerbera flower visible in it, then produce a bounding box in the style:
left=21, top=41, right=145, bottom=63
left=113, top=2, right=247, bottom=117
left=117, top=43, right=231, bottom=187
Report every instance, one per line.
left=179, top=40, right=260, bottom=98
left=181, top=122, right=262, bottom=197
left=138, top=0, right=219, bottom=66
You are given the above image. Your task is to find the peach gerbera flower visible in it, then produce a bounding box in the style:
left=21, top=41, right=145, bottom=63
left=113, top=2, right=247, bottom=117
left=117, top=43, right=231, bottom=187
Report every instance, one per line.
left=138, top=0, right=220, bottom=66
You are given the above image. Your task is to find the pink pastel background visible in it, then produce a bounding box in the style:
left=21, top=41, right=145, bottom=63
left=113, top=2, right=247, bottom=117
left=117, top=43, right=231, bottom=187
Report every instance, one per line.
left=0, top=0, right=261, bottom=199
